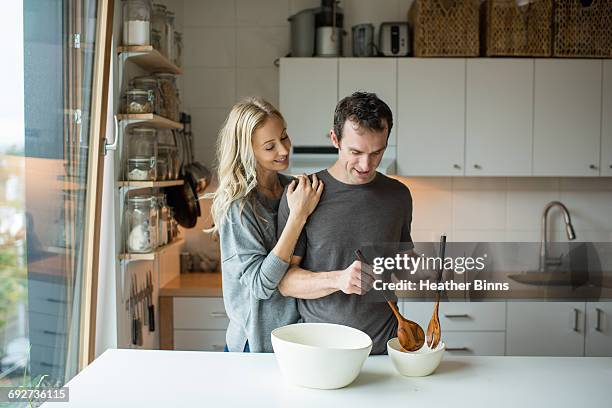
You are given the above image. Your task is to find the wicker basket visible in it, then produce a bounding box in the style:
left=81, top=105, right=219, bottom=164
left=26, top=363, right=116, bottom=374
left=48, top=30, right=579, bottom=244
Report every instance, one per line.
left=409, top=0, right=480, bottom=57
left=553, top=0, right=612, bottom=57
left=481, top=0, right=553, bottom=56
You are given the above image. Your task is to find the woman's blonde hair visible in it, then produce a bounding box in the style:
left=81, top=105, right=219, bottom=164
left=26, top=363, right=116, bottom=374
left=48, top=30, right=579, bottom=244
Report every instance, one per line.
left=206, top=97, right=286, bottom=234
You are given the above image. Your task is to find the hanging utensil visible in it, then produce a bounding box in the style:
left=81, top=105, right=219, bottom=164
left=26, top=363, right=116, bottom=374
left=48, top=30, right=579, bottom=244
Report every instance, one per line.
left=426, top=234, right=446, bottom=349
left=166, top=125, right=199, bottom=228
left=182, top=113, right=211, bottom=196
left=148, top=270, right=155, bottom=332
left=355, top=249, right=425, bottom=352
left=131, top=274, right=138, bottom=346
left=142, top=272, right=148, bottom=327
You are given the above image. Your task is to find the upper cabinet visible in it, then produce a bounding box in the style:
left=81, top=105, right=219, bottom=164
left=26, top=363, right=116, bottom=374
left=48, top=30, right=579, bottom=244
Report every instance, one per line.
left=397, top=59, right=466, bottom=176
left=602, top=61, right=612, bottom=177
left=279, top=58, right=338, bottom=147
left=466, top=59, right=534, bottom=176
left=533, top=59, right=602, bottom=176
left=339, top=59, right=397, bottom=146
left=279, top=58, right=609, bottom=177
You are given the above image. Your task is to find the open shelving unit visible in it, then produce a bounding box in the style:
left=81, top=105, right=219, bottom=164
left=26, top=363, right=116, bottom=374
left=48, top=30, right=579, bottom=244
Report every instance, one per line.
left=119, top=238, right=184, bottom=261
left=114, top=41, right=186, bottom=350
left=117, top=45, right=183, bottom=75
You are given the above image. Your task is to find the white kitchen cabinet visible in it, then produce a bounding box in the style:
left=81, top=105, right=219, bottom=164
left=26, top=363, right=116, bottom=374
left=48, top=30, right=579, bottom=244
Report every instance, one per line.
left=443, top=331, right=506, bottom=356
left=400, top=301, right=506, bottom=356
left=466, top=59, right=533, bottom=176
left=339, top=58, right=397, bottom=146
left=506, top=302, right=586, bottom=356
left=602, top=61, right=612, bottom=177
left=397, top=59, right=465, bottom=176
left=533, top=60, right=602, bottom=176
left=402, top=301, right=506, bottom=331
left=174, top=329, right=226, bottom=352
left=280, top=58, right=338, bottom=147
left=173, top=297, right=229, bottom=330
left=585, top=302, right=612, bottom=357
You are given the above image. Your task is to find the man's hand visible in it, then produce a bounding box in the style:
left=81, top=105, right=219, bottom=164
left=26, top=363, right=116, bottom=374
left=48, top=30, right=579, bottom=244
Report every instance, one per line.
left=335, top=260, right=376, bottom=295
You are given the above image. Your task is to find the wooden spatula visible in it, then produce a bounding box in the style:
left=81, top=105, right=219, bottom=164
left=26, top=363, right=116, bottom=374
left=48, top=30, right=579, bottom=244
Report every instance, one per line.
left=426, top=235, right=446, bottom=349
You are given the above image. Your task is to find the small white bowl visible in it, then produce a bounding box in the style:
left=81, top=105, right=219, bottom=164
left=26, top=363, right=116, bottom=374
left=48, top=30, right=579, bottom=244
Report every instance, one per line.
left=271, top=323, right=373, bottom=389
left=387, top=338, right=445, bottom=377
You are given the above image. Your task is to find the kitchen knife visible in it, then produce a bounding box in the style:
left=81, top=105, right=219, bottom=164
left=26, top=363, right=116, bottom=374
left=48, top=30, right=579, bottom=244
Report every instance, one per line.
left=148, top=270, right=155, bottom=331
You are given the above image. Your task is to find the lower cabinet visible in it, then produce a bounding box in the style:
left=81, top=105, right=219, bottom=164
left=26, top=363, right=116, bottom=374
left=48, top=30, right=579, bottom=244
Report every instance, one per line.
left=400, top=301, right=506, bottom=355
left=174, top=329, right=226, bottom=352
left=172, top=297, right=228, bottom=351
left=506, top=302, right=586, bottom=356
left=585, top=301, right=612, bottom=357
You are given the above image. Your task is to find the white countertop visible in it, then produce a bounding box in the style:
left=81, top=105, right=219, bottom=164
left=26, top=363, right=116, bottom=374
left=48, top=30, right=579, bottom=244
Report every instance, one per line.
left=44, top=349, right=612, bottom=407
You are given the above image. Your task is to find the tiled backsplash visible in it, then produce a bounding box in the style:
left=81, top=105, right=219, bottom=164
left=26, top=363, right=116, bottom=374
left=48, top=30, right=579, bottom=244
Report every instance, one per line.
left=392, top=177, right=612, bottom=243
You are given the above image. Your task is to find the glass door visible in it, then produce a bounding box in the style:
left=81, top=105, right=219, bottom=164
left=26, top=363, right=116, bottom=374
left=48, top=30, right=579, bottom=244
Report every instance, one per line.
left=0, top=0, right=112, bottom=388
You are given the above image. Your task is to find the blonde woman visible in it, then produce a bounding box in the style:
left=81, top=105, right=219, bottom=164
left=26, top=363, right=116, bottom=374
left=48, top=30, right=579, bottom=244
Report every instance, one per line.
left=210, top=97, right=323, bottom=352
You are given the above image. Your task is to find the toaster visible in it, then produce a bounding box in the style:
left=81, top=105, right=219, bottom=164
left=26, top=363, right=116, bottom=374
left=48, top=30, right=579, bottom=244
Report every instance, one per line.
left=378, top=22, right=411, bottom=56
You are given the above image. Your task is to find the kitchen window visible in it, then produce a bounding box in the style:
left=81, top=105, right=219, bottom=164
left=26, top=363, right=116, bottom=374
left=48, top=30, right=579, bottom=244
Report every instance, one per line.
left=0, top=0, right=112, bottom=388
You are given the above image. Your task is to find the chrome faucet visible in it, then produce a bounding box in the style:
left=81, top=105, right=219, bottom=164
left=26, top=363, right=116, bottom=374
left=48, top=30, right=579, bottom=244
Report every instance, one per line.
left=539, top=201, right=576, bottom=272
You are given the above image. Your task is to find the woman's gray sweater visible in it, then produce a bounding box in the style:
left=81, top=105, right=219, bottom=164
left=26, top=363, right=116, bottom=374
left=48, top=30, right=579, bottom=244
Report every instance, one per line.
left=219, top=174, right=299, bottom=352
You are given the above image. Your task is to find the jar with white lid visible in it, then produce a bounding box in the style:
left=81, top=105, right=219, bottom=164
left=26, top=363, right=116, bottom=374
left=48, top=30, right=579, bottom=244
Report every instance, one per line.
left=126, top=195, right=158, bottom=253
left=122, top=0, right=152, bottom=46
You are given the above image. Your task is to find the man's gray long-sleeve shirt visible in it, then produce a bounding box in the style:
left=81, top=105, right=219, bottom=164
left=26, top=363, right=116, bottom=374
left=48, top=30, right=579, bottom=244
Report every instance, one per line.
left=219, top=174, right=299, bottom=352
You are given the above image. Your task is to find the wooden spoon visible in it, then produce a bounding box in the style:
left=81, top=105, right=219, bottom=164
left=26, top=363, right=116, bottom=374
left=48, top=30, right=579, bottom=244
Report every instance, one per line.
left=388, top=300, right=425, bottom=352
left=426, top=235, right=446, bottom=349
left=354, top=249, right=425, bottom=352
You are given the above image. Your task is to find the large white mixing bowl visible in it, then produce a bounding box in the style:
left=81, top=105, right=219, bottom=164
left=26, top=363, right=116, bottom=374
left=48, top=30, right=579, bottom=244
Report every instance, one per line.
left=271, top=323, right=373, bottom=389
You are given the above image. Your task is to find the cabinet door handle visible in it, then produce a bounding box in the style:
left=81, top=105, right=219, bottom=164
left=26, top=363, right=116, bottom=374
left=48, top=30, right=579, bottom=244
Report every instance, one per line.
left=473, top=164, right=481, bottom=169
left=444, top=313, right=470, bottom=318
left=572, top=308, right=580, bottom=332
left=46, top=298, right=67, bottom=304
left=595, top=308, right=603, bottom=332
left=589, top=164, right=598, bottom=170
left=446, top=347, right=469, bottom=352
left=210, top=312, right=227, bottom=318
left=453, top=164, right=461, bottom=169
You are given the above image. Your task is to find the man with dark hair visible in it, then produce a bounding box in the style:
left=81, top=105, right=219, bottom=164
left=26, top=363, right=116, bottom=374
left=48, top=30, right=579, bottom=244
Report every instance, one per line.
left=277, top=91, right=414, bottom=354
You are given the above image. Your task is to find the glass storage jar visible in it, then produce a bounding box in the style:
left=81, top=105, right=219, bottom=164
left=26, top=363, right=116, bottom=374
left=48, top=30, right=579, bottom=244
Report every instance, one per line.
left=155, top=194, right=170, bottom=246
left=156, top=157, right=168, bottom=181
left=131, top=76, right=161, bottom=115
left=151, top=28, right=162, bottom=51
left=173, top=31, right=183, bottom=67
left=158, top=144, right=177, bottom=180
left=124, top=89, right=154, bottom=114
left=122, top=0, right=152, bottom=46
left=155, top=73, right=179, bottom=121
left=126, top=195, right=158, bottom=253
left=127, top=157, right=156, bottom=181
left=151, top=4, right=168, bottom=57
left=128, top=126, right=157, bottom=158
left=165, top=11, right=175, bottom=62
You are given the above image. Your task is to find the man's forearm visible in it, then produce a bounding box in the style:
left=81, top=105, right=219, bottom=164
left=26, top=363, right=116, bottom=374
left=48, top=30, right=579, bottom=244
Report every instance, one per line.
left=278, top=266, right=339, bottom=299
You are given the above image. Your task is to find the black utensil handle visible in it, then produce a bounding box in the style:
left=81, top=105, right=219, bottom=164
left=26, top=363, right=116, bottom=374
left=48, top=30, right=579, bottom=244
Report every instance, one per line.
left=132, top=319, right=138, bottom=345
left=148, top=305, right=155, bottom=332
